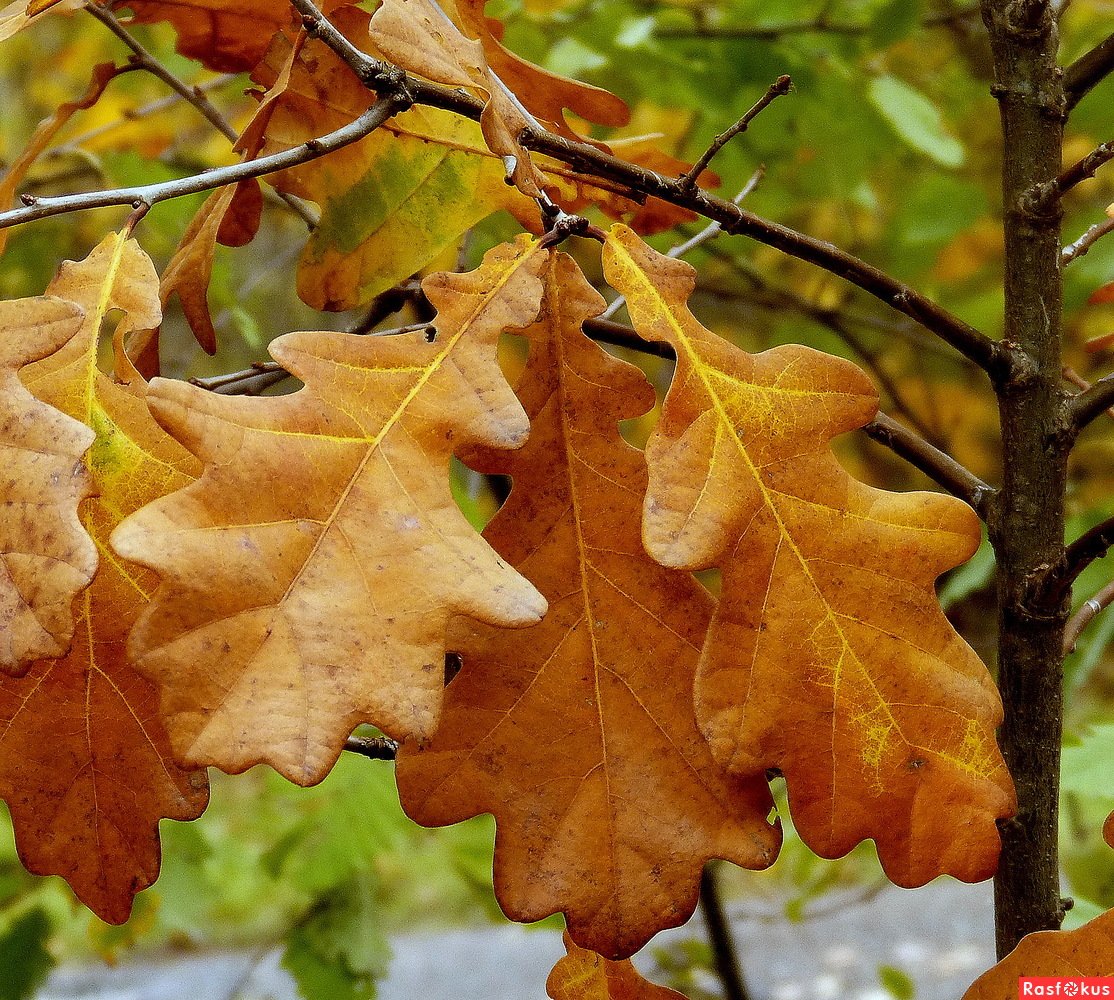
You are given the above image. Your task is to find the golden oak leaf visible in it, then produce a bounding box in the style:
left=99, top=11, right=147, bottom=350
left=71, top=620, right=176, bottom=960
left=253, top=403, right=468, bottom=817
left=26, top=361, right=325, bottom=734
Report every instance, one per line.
left=370, top=0, right=548, bottom=197
left=547, top=932, right=688, bottom=1000
left=396, top=252, right=778, bottom=959
left=239, top=8, right=530, bottom=311
left=0, top=298, right=94, bottom=673
left=449, top=0, right=630, bottom=140
left=602, top=224, right=1015, bottom=888
left=160, top=180, right=263, bottom=355
left=962, top=910, right=1114, bottom=994
left=1104, top=811, right=1114, bottom=851
left=111, top=236, right=549, bottom=786
left=0, top=233, right=208, bottom=922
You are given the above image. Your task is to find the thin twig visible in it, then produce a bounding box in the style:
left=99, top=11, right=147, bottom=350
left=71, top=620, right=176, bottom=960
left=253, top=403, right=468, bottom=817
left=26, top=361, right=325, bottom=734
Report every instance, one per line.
left=1041, top=516, right=1114, bottom=607
left=1067, top=372, right=1114, bottom=433
left=84, top=2, right=317, bottom=229
left=0, top=95, right=410, bottom=227
left=656, top=5, right=981, bottom=40
left=343, top=735, right=399, bottom=760
left=601, top=168, right=765, bottom=321
left=84, top=2, right=238, bottom=143
left=1063, top=578, right=1114, bottom=654
left=679, top=78, right=791, bottom=190
left=861, top=412, right=994, bottom=518
left=1063, top=214, right=1114, bottom=265
left=1065, top=31, right=1114, bottom=112
left=700, top=865, right=749, bottom=1000
left=51, top=75, right=236, bottom=152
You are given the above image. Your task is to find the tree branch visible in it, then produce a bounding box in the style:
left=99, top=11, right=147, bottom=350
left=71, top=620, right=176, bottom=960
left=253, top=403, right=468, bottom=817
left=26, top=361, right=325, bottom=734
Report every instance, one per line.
left=655, top=5, right=982, bottom=40
left=1063, top=577, right=1114, bottom=654
left=1030, top=139, right=1114, bottom=209
left=343, top=735, right=399, bottom=760
left=0, top=94, right=410, bottom=229
left=1039, top=516, right=1114, bottom=608
left=861, top=412, right=995, bottom=518
left=679, top=77, right=791, bottom=190
left=1066, top=373, right=1114, bottom=433
left=1064, top=31, right=1114, bottom=112
left=287, top=0, right=1012, bottom=380
left=1062, top=214, right=1114, bottom=265
left=700, top=865, right=750, bottom=1000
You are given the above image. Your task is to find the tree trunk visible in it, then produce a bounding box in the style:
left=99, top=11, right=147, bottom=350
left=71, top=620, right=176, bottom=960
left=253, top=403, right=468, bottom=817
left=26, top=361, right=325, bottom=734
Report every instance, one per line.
left=982, top=0, right=1069, bottom=959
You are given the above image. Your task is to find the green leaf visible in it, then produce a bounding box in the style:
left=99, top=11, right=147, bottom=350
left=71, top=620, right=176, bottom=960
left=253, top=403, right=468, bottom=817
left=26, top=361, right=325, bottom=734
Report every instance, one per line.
left=283, top=875, right=391, bottom=1000
left=878, top=963, right=916, bottom=1000
left=870, top=0, right=924, bottom=47
left=0, top=908, right=54, bottom=1000
left=868, top=74, right=966, bottom=167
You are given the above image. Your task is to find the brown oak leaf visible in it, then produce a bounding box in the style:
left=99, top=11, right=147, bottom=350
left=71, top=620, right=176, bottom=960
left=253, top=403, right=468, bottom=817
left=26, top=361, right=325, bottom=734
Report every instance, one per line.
left=0, top=298, right=94, bottom=673
left=0, top=233, right=208, bottom=922
left=396, top=251, right=779, bottom=959
left=111, top=236, right=549, bottom=786
left=547, top=931, right=689, bottom=999
left=602, top=223, right=1015, bottom=889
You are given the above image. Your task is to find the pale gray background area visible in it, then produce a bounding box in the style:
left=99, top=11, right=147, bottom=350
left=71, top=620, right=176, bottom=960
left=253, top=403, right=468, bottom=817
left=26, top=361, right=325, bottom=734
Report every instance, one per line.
left=37, top=879, right=996, bottom=1000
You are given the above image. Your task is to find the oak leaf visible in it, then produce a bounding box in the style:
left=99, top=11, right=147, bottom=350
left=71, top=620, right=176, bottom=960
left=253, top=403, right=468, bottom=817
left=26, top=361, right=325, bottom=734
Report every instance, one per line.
left=602, top=224, right=1015, bottom=888
left=547, top=931, right=688, bottom=999
left=0, top=298, right=94, bottom=672
left=159, top=180, right=263, bottom=355
left=111, top=236, right=549, bottom=786
left=396, top=252, right=779, bottom=959
left=370, top=0, right=551, bottom=197
left=111, top=0, right=296, bottom=72
left=240, top=8, right=530, bottom=311
left=0, top=233, right=209, bottom=922
left=0, top=0, right=79, bottom=42
left=444, top=0, right=630, bottom=140
left=962, top=909, right=1114, bottom=994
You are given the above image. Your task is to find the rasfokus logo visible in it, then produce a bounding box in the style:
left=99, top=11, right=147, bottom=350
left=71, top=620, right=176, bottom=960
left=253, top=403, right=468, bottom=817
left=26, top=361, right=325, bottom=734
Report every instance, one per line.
left=1019, top=979, right=1114, bottom=997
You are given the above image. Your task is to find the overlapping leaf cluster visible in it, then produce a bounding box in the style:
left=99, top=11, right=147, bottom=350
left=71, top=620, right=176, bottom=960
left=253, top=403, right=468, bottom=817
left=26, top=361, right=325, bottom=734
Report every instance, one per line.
left=0, top=0, right=1038, bottom=995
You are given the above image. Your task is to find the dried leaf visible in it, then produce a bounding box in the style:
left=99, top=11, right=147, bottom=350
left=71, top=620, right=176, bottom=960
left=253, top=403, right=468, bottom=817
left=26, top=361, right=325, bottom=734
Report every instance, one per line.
left=962, top=909, right=1114, bottom=995
left=241, top=9, right=528, bottom=311
left=451, top=0, right=630, bottom=139
left=111, top=0, right=295, bottom=72
left=547, top=932, right=688, bottom=999
left=0, top=298, right=94, bottom=673
left=370, top=0, right=548, bottom=196
left=111, top=236, right=550, bottom=785
left=0, top=234, right=208, bottom=922
left=396, top=252, right=778, bottom=959
left=0, top=0, right=80, bottom=42
left=602, top=224, right=1015, bottom=888
left=160, top=180, right=263, bottom=354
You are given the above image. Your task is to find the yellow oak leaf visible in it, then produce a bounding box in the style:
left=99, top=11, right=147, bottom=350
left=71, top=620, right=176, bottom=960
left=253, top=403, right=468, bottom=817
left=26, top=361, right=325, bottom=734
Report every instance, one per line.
left=396, top=251, right=779, bottom=959
left=0, top=298, right=93, bottom=673
left=602, top=223, right=1015, bottom=888
left=547, top=932, right=689, bottom=999
left=111, top=236, right=549, bottom=786
left=0, top=233, right=208, bottom=922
